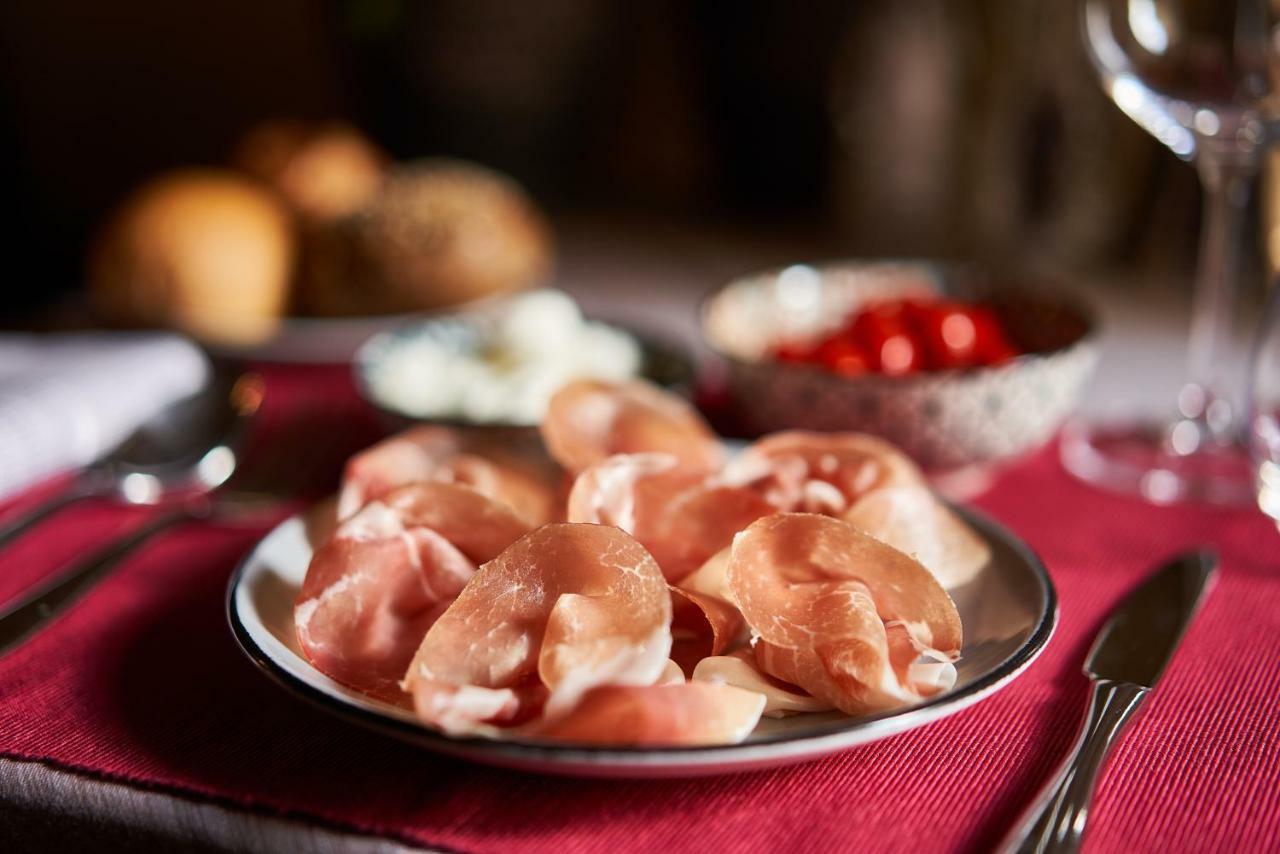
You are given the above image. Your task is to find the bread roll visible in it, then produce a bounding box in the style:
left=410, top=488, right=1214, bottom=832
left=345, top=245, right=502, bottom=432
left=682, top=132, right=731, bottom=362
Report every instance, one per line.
left=234, top=120, right=386, bottom=224
left=302, top=159, right=553, bottom=316
left=90, top=169, right=294, bottom=345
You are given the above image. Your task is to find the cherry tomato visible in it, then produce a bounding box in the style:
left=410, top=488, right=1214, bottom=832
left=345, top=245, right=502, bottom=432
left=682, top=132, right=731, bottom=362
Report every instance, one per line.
left=851, top=310, right=923, bottom=376
left=969, top=307, right=1020, bottom=364
left=860, top=299, right=912, bottom=325
left=814, top=335, right=871, bottom=376
left=914, top=302, right=981, bottom=369
left=775, top=297, right=1018, bottom=376
left=773, top=341, right=817, bottom=364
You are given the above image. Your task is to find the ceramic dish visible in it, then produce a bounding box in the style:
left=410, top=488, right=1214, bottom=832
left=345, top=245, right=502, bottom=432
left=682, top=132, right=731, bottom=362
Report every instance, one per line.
left=353, top=318, right=695, bottom=430
left=701, top=262, right=1098, bottom=470
left=226, top=504, right=1056, bottom=779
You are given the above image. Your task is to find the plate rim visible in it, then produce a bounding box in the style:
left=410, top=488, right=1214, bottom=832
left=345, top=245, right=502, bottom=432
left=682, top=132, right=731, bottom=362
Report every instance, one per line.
left=226, top=506, right=1057, bottom=774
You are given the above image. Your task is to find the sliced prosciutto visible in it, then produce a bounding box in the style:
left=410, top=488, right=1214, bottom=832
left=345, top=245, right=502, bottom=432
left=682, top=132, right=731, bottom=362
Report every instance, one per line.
left=540, top=379, right=725, bottom=473
left=841, top=484, right=989, bottom=588
left=532, top=682, right=765, bottom=746
left=677, top=546, right=733, bottom=602
left=692, top=650, right=832, bottom=717
left=671, top=547, right=748, bottom=656
left=724, top=430, right=989, bottom=588
left=726, top=513, right=962, bottom=714
left=380, top=482, right=537, bottom=563
left=656, top=659, right=687, bottom=686
left=403, top=523, right=673, bottom=734
left=669, top=587, right=740, bottom=676
left=567, top=452, right=773, bottom=582
left=294, top=483, right=531, bottom=702
left=337, top=424, right=560, bottom=527
left=724, top=430, right=919, bottom=509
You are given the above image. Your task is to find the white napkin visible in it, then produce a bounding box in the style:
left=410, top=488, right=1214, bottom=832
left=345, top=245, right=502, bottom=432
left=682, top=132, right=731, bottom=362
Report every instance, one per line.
left=0, top=333, right=210, bottom=499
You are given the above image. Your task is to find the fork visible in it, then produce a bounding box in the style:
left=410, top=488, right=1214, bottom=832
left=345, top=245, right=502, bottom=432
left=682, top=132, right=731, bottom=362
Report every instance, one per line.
left=0, top=407, right=352, bottom=655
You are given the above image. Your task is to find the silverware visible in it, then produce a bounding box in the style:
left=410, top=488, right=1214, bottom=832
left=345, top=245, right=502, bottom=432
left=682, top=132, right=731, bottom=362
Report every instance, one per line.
left=0, top=369, right=263, bottom=551
left=0, top=404, right=348, bottom=655
left=998, top=549, right=1218, bottom=853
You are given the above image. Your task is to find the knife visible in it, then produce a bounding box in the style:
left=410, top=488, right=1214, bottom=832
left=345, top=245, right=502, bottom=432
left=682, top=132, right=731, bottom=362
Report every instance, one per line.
left=999, top=549, right=1218, bottom=854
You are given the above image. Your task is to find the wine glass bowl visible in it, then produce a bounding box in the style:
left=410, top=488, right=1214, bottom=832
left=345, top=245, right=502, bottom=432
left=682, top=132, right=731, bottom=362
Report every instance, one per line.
left=1064, top=0, right=1278, bottom=505
left=1082, top=0, right=1273, bottom=159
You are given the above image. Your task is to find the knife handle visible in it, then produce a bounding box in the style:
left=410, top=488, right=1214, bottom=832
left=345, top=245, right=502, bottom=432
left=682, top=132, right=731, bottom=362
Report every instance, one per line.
left=999, top=680, right=1147, bottom=854
left=0, top=507, right=194, bottom=655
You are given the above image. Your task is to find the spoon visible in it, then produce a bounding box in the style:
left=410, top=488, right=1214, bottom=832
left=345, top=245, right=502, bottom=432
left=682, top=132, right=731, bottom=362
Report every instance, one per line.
left=0, top=367, right=263, bottom=550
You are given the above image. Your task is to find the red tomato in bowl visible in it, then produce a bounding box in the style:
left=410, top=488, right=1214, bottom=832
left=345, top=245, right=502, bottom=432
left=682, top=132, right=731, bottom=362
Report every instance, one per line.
left=773, top=341, right=817, bottom=364
left=914, top=302, right=980, bottom=369
left=969, top=306, right=1019, bottom=365
left=768, top=297, right=1019, bottom=375
left=814, top=336, right=871, bottom=376
left=850, top=309, right=923, bottom=376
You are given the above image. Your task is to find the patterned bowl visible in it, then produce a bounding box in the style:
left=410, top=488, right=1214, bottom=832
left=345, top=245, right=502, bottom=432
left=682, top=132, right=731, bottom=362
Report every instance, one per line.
left=700, top=261, right=1098, bottom=471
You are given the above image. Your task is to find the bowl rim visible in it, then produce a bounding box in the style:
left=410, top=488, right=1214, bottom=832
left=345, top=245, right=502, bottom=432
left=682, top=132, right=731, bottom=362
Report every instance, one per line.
left=697, top=259, right=1100, bottom=385
left=350, top=310, right=696, bottom=428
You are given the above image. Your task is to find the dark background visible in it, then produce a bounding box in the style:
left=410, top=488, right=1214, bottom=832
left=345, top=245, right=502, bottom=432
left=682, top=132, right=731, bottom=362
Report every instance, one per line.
left=0, top=0, right=1209, bottom=317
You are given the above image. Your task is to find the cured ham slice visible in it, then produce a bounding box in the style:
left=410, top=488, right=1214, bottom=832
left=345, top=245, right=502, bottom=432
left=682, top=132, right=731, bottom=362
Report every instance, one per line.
left=669, top=587, right=740, bottom=675
left=337, top=425, right=559, bottom=527
left=723, top=430, right=919, bottom=511
left=295, top=483, right=531, bottom=701
left=380, top=482, right=536, bottom=564
left=670, top=547, right=747, bottom=660
left=726, top=513, right=962, bottom=714
left=532, top=682, right=766, bottom=746
left=692, top=650, right=832, bottom=717
left=725, top=431, right=989, bottom=588
left=842, top=484, right=989, bottom=588
left=677, top=547, right=732, bottom=602
left=337, top=426, right=455, bottom=518
left=567, top=453, right=773, bottom=582
left=541, top=379, right=725, bottom=473
left=657, top=659, right=687, bottom=685
left=404, top=523, right=673, bottom=734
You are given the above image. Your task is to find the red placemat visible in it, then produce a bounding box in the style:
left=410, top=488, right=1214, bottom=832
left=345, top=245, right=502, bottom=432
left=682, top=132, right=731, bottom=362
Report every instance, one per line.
left=1, top=366, right=1278, bottom=853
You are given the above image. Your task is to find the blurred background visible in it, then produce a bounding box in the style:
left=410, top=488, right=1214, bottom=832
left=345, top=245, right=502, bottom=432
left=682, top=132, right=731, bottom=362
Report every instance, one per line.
left=0, top=0, right=1239, bottom=321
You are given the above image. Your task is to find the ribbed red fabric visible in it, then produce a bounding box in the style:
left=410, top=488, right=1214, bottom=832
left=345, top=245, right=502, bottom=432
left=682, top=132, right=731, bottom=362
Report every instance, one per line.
left=1, top=366, right=1277, bottom=853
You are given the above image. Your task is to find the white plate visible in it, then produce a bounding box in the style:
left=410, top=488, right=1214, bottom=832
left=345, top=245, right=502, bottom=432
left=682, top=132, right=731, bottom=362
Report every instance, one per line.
left=226, top=507, right=1056, bottom=778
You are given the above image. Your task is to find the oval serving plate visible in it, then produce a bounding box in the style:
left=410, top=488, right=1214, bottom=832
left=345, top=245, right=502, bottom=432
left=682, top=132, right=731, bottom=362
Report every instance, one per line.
left=227, top=506, right=1055, bottom=778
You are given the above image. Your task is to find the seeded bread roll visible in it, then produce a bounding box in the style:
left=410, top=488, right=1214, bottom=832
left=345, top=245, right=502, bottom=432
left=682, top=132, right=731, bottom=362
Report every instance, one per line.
left=302, top=159, right=553, bottom=316
left=89, top=169, right=294, bottom=345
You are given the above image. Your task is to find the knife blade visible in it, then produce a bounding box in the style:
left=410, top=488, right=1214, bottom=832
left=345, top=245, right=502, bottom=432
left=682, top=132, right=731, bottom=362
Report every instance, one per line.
left=999, top=549, right=1218, bottom=854
left=1085, top=550, right=1217, bottom=688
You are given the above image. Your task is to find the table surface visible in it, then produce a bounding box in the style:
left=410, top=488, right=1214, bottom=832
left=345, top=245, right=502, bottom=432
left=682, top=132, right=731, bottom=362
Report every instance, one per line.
left=0, top=225, right=1269, bottom=853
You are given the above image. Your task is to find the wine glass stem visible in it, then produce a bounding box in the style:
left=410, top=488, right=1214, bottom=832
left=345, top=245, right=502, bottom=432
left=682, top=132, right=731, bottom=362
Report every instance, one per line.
left=1183, top=148, right=1256, bottom=447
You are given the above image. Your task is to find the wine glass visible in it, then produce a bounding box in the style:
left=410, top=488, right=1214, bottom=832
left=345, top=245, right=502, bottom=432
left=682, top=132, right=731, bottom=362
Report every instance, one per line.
left=1249, top=280, right=1280, bottom=523
left=1062, top=0, right=1279, bottom=504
